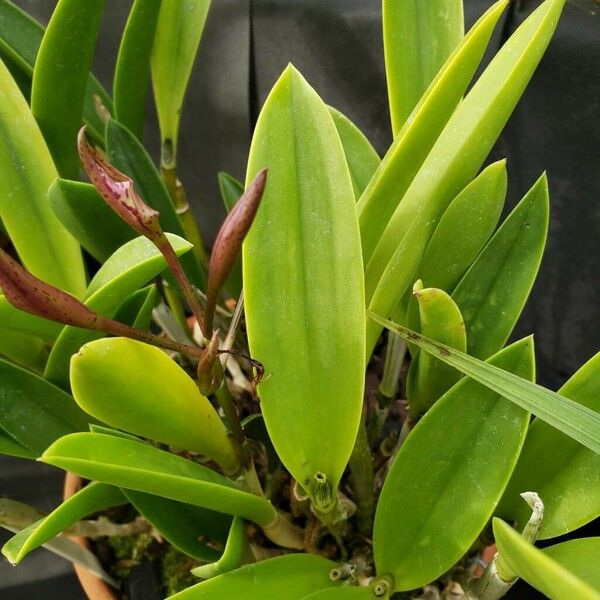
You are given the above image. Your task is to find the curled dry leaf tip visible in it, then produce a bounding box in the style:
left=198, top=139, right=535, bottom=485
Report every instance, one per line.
left=77, top=126, right=162, bottom=240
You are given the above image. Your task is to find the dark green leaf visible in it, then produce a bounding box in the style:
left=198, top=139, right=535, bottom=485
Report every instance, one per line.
left=0, top=359, right=90, bottom=454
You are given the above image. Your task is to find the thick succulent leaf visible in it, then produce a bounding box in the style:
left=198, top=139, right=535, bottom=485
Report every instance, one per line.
left=498, top=352, right=600, bottom=538
left=543, top=538, right=600, bottom=589
left=151, top=0, right=211, bottom=166
left=452, top=175, right=548, bottom=359
left=0, top=0, right=112, bottom=142
left=383, top=0, right=464, bottom=135
left=191, top=516, right=250, bottom=578
left=70, top=337, right=239, bottom=474
left=113, top=0, right=162, bottom=139
left=370, top=313, right=600, bottom=456
left=106, top=118, right=205, bottom=288
left=113, top=285, right=157, bottom=330
left=217, top=171, right=244, bottom=298
left=374, top=338, right=533, bottom=591
left=243, top=65, right=365, bottom=505
left=406, top=285, right=467, bottom=417
left=358, top=0, right=507, bottom=264
left=30, top=0, right=106, bottom=178
left=49, top=179, right=135, bottom=263
left=44, top=233, right=192, bottom=388
left=0, top=60, right=85, bottom=296
left=0, top=428, right=36, bottom=459
left=328, top=106, right=380, bottom=199
left=124, top=490, right=229, bottom=562
left=0, top=359, right=90, bottom=454
left=417, top=160, right=507, bottom=293
left=2, top=483, right=125, bottom=564
left=168, top=554, right=338, bottom=600
left=493, top=519, right=600, bottom=600
left=41, top=433, right=277, bottom=526
left=366, top=0, right=566, bottom=294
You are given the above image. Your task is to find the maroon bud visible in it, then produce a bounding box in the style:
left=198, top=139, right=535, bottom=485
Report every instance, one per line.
left=204, top=169, right=267, bottom=333
left=0, top=247, right=105, bottom=330
left=197, top=330, right=224, bottom=396
left=77, top=127, right=162, bottom=239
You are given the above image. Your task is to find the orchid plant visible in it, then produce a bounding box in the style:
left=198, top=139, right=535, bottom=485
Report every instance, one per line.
left=0, top=0, right=599, bottom=599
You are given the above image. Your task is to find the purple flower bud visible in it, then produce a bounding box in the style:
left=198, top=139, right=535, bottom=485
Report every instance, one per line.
left=77, top=127, right=162, bottom=239
left=204, top=169, right=267, bottom=332
left=0, top=247, right=105, bottom=330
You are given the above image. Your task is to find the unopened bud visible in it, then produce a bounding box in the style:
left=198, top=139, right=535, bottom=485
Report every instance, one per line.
left=0, top=247, right=106, bottom=330
left=197, top=331, right=224, bottom=396
left=204, top=169, right=267, bottom=333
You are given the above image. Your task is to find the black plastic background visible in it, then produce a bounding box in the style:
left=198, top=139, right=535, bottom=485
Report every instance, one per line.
left=1, top=1, right=598, bottom=597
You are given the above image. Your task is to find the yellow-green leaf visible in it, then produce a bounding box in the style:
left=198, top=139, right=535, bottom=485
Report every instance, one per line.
left=243, top=65, right=365, bottom=507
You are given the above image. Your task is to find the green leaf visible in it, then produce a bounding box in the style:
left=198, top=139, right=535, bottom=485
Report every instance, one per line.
left=0, top=428, right=36, bottom=459
left=417, top=160, right=507, bottom=293
left=70, top=337, right=239, bottom=474
left=49, top=179, right=136, bottom=263
left=2, top=483, right=125, bottom=564
left=151, top=0, right=211, bottom=167
left=328, top=106, right=380, bottom=199
left=0, top=358, right=90, bottom=454
left=243, top=65, right=365, bottom=506
left=44, top=233, right=192, bottom=388
left=124, top=490, right=229, bottom=562
left=301, top=589, right=378, bottom=600
left=0, top=329, right=48, bottom=373
left=366, top=0, right=565, bottom=295
left=358, top=0, right=508, bottom=265
left=0, top=0, right=112, bottom=142
left=452, top=174, right=548, bottom=359
left=41, top=433, right=277, bottom=527
left=217, top=171, right=244, bottom=298
left=167, top=554, right=338, bottom=600
left=493, top=519, right=600, bottom=600
left=543, top=538, right=600, bottom=589
left=191, top=516, right=250, bottom=578
left=31, top=0, right=106, bottom=178
left=498, top=352, right=600, bottom=538
left=0, top=60, right=86, bottom=296
left=113, top=285, right=157, bottom=330
left=105, top=117, right=205, bottom=288
left=0, top=499, right=117, bottom=586
left=383, top=0, right=464, bottom=135
left=369, top=313, right=600, bottom=456
left=374, top=338, right=533, bottom=591
left=113, top=0, right=162, bottom=139
left=406, top=284, right=467, bottom=417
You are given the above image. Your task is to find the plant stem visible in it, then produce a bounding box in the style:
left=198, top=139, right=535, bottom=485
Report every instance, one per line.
left=162, top=166, right=209, bottom=269
left=348, top=414, right=375, bottom=535
left=262, top=512, right=304, bottom=550
left=156, top=235, right=206, bottom=339
left=215, top=382, right=263, bottom=497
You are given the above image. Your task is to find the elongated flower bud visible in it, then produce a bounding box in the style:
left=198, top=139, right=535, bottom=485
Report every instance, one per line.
left=77, top=127, right=162, bottom=240
left=0, top=247, right=105, bottom=329
left=205, top=169, right=267, bottom=332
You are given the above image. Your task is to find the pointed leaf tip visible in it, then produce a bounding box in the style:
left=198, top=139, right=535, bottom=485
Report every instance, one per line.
left=77, top=127, right=162, bottom=239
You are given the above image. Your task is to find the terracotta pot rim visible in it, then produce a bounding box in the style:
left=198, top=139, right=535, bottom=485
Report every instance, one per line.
left=63, top=472, right=119, bottom=600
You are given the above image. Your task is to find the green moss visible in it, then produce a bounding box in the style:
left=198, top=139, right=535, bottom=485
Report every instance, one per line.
left=161, top=545, right=200, bottom=596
